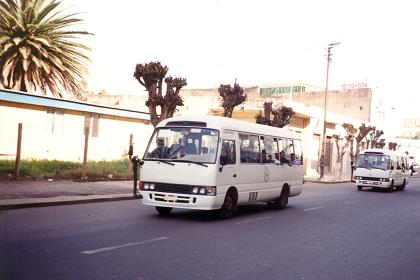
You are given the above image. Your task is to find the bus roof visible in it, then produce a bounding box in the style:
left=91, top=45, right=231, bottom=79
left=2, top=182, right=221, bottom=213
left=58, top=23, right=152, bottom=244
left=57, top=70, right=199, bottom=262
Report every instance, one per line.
left=359, top=149, right=407, bottom=157
left=158, top=115, right=301, bottom=139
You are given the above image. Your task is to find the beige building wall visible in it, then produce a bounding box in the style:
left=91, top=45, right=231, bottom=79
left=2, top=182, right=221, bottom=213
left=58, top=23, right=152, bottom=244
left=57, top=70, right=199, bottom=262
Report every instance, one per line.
left=0, top=96, right=154, bottom=162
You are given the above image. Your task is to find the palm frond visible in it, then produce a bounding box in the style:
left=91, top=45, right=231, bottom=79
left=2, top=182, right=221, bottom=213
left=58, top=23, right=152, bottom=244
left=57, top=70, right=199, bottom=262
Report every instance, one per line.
left=0, top=0, right=92, bottom=98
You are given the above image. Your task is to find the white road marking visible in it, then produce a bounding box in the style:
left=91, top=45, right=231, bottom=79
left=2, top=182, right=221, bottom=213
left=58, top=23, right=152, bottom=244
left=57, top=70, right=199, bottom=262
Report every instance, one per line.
left=303, top=206, right=324, bottom=211
left=234, top=216, right=271, bottom=225
left=81, top=236, right=169, bottom=255
left=344, top=200, right=358, bottom=204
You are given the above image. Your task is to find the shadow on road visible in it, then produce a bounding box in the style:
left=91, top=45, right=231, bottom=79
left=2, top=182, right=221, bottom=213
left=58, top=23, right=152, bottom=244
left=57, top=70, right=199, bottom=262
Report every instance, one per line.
left=146, top=202, right=294, bottom=222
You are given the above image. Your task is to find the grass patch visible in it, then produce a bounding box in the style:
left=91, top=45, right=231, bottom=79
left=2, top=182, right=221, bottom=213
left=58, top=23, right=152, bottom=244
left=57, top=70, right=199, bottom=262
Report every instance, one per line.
left=0, top=159, right=132, bottom=181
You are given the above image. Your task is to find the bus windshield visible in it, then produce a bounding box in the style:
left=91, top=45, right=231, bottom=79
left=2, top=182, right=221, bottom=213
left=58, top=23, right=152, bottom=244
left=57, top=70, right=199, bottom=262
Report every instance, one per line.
left=355, top=153, right=390, bottom=170
left=144, top=127, right=219, bottom=163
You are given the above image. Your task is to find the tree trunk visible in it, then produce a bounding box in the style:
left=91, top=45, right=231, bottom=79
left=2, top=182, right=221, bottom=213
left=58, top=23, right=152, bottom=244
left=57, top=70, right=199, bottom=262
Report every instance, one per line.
left=224, top=108, right=233, bottom=118
left=148, top=105, right=159, bottom=127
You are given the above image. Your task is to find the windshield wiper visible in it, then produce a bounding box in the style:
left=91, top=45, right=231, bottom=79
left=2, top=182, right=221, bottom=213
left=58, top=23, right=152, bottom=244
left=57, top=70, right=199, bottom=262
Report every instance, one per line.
left=370, top=166, right=387, bottom=171
left=171, top=159, right=208, bottom=167
left=145, top=158, right=175, bottom=166
left=355, top=166, right=371, bottom=170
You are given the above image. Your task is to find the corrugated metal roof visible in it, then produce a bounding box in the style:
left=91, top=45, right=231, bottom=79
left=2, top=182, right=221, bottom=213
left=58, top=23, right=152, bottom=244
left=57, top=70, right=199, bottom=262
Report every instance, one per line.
left=0, top=89, right=150, bottom=121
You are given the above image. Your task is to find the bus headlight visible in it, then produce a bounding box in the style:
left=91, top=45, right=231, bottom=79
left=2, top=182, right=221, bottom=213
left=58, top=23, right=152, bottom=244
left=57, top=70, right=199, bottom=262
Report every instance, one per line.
left=191, top=186, right=216, bottom=196
left=143, top=183, right=150, bottom=190
left=380, top=178, right=390, bottom=182
left=149, top=183, right=155, bottom=190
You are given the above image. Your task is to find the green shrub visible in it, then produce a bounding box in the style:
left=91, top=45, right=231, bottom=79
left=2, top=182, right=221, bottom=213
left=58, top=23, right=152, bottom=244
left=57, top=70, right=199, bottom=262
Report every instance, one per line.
left=0, top=159, right=131, bottom=180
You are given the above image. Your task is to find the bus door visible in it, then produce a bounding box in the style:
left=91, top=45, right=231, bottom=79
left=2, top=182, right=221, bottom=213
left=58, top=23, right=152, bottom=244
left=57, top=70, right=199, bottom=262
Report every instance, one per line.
left=217, top=138, right=238, bottom=192
left=236, top=134, right=264, bottom=202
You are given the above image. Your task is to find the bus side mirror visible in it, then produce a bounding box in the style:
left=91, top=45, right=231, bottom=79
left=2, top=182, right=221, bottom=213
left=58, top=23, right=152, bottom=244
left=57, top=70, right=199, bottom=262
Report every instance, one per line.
left=220, top=155, right=228, bottom=166
left=131, top=156, right=144, bottom=166
left=219, top=155, right=228, bottom=172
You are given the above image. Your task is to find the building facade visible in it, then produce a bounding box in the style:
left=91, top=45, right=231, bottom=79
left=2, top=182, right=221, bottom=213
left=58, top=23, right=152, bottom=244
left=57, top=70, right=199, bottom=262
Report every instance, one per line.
left=86, top=85, right=372, bottom=178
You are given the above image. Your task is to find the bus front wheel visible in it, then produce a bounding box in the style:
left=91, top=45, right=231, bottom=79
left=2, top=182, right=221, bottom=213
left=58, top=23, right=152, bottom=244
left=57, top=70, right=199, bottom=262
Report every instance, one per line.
left=219, top=189, right=237, bottom=219
left=387, top=180, right=394, bottom=192
left=155, top=206, right=173, bottom=215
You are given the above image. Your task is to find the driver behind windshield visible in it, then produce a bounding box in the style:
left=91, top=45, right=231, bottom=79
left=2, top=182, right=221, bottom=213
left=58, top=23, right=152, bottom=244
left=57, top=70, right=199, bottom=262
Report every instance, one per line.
left=148, top=138, right=169, bottom=159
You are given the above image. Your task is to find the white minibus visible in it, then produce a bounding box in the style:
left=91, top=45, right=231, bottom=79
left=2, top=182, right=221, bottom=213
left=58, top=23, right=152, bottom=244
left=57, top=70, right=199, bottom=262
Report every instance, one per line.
left=138, top=115, right=304, bottom=218
left=353, top=149, right=410, bottom=192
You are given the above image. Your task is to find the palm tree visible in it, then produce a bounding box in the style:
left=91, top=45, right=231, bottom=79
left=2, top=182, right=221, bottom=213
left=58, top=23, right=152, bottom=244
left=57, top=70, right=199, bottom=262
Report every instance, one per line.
left=0, top=0, right=92, bottom=98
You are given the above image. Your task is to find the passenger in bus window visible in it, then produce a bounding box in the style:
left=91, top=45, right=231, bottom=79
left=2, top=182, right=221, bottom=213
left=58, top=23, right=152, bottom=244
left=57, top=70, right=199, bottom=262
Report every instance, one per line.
left=262, top=150, right=275, bottom=163
left=279, top=151, right=291, bottom=165
left=291, top=153, right=299, bottom=165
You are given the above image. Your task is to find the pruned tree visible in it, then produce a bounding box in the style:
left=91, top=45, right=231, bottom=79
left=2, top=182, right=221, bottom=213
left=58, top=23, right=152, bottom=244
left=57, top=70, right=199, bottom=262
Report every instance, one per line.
left=375, top=139, right=386, bottom=148
left=342, top=123, right=357, bottom=164
left=272, top=106, right=295, bottom=128
left=256, top=101, right=273, bottom=125
left=367, top=129, right=384, bottom=148
left=355, top=123, right=375, bottom=157
left=133, top=61, right=187, bottom=127
left=388, top=142, right=398, bottom=151
left=332, top=134, right=348, bottom=178
left=256, top=101, right=295, bottom=128
left=218, top=82, right=246, bottom=118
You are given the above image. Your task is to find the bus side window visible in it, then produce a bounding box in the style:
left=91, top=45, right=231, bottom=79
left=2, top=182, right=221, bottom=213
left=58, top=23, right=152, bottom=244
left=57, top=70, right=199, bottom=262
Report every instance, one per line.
left=262, top=137, right=277, bottom=164
left=396, top=156, right=401, bottom=170
left=292, top=139, right=303, bottom=166
left=220, top=140, right=236, bottom=165
left=280, top=139, right=294, bottom=163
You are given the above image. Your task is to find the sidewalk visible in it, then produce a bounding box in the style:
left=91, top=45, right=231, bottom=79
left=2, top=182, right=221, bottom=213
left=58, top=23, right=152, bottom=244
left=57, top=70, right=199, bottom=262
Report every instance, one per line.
left=0, top=175, right=351, bottom=210
left=0, top=179, right=138, bottom=210
left=304, top=174, right=352, bottom=184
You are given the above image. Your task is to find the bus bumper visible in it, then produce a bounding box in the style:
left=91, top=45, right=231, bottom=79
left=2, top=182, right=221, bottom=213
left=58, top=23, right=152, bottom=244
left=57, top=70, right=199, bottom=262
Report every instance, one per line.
left=140, top=191, right=225, bottom=210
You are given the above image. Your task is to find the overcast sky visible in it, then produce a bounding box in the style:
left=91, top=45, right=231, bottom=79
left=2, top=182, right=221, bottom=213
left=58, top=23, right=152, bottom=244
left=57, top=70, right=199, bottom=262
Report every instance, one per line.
left=67, top=0, right=420, bottom=111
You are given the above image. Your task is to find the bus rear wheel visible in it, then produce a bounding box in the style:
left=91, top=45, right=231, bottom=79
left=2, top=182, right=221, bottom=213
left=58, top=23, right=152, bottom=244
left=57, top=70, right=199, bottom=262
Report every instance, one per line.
left=273, top=186, right=289, bottom=210
left=396, top=179, right=406, bottom=191
left=219, top=189, right=237, bottom=219
left=155, top=206, right=173, bottom=215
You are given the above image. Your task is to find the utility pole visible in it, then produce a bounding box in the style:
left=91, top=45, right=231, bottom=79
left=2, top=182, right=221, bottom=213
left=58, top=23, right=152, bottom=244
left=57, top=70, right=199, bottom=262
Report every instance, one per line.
left=320, top=42, right=340, bottom=179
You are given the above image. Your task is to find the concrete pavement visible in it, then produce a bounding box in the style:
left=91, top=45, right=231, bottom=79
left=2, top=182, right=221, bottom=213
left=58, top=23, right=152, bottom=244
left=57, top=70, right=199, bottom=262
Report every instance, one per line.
left=0, top=179, right=139, bottom=210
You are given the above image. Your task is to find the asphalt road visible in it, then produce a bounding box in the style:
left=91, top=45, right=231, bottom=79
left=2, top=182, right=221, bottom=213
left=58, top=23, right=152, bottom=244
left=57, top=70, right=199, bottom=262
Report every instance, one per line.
left=2, top=178, right=420, bottom=280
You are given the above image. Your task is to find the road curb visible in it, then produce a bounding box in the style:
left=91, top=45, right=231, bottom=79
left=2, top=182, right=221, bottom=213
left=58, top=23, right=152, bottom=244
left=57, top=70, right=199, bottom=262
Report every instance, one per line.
left=305, top=179, right=351, bottom=184
left=0, top=195, right=139, bottom=210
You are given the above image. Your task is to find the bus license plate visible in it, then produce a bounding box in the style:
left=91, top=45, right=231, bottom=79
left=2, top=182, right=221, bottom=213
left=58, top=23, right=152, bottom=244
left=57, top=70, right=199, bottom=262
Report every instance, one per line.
left=165, top=195, right=176, bottom=202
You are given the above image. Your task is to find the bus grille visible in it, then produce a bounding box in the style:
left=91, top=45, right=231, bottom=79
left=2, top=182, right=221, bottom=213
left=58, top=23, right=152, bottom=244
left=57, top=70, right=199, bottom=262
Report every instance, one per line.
left=154, top=183, right=191, bottom=194
left=360, top=177, right=381, bottom=181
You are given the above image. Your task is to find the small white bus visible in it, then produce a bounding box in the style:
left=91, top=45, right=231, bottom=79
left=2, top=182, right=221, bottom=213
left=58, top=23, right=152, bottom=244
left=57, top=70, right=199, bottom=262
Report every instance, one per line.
left=353, top=149, right=411, bottom=192
left=138, top=115, right=304, bottom=218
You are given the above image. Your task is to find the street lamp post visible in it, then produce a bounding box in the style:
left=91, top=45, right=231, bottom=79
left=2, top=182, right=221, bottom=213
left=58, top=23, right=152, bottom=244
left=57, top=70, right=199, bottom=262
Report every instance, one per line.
left=320, top=42, right=340, bottom=179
